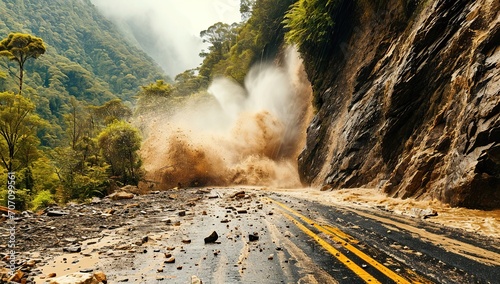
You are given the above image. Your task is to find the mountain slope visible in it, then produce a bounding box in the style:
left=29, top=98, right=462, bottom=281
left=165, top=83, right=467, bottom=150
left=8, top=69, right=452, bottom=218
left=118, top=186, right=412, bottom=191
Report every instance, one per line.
left=0, top=0, right=166, bottom=105
left=297, top=0, right=499, bottom=209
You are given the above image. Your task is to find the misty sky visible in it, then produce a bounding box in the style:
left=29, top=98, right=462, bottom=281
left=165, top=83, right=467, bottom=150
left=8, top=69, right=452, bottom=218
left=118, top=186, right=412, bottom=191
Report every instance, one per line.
left=90, top=0, right=241, bottom=77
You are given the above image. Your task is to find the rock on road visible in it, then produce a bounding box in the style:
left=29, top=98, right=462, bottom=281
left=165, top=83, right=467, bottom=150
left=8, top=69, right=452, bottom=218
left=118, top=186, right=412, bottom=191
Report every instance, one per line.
left=2, top=187, right=499, bottom=284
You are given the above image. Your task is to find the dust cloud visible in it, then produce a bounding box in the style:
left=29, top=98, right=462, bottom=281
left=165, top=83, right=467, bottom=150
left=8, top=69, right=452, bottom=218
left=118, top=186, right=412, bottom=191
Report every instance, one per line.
left=140, top=47, right=313, bottom=190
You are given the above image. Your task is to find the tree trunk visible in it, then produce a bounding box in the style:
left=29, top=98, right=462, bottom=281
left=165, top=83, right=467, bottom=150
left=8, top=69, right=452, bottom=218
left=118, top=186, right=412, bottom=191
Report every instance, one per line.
left=18, top=64, right=23, bottom=95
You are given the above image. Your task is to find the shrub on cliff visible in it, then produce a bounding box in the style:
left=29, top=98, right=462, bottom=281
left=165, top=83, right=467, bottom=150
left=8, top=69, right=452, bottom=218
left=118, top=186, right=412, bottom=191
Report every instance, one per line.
left=283, top=0, right=339, bottom=52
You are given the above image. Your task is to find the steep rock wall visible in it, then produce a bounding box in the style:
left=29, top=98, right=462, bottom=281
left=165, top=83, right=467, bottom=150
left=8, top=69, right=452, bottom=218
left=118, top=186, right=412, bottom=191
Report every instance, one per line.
left=298, top=0, right=500, bottom=209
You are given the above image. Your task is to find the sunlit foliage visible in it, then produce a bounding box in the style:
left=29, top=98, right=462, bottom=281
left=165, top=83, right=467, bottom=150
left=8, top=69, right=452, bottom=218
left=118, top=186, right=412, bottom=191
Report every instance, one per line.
left=0, top=32, right=46, bottom=94
left=283, top=0, right=338, bottom=53
left=97, top=120, right=143, bottom=185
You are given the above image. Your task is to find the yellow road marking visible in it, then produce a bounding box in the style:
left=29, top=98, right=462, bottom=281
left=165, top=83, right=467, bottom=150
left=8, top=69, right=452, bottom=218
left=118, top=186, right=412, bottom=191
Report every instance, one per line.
left=280, top=211, right=381, bottom=284
left=264, top=197, right=417, bottom=284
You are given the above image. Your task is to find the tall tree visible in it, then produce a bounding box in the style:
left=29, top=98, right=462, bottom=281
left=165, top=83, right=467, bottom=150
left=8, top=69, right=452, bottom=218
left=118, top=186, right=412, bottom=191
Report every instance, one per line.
left=0, top=33, right=46, bottom=95
left=97, top=120, right=142, bottom=185
left=0, top=92, right=45, bottom=173
left=240, top=0, right=256, bottom=21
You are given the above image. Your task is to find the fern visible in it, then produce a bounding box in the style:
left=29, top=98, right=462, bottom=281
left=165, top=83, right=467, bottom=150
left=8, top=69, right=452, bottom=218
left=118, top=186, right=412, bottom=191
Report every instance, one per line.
left=283, top=0, right=338, bottom=48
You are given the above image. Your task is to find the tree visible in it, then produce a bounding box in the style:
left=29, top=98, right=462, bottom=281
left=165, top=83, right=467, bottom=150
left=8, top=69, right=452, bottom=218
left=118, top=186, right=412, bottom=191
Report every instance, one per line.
left=0, top=91, right=45, bottom=173
left=240, top=0, right=257, bottom=21
left=134, top=80, right=176, bottom=115
left=90, top=99, right=132, bottom=125
left=0, top=33, right=46, bottom=95
left=139, top=80, right=174, bottom=97
left=97, top=120, right=142, bottom=185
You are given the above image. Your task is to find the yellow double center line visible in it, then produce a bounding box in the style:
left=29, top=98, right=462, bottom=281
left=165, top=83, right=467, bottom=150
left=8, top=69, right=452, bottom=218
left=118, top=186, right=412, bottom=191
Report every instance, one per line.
left=264, top=197, right=417, bottom=284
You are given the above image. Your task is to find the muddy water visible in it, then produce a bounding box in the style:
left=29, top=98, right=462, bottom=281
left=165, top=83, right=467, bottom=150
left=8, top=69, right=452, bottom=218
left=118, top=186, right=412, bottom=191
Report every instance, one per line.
left=274, top=187, right=500, bottom=239
left=140, top=46, right=313, bottom=190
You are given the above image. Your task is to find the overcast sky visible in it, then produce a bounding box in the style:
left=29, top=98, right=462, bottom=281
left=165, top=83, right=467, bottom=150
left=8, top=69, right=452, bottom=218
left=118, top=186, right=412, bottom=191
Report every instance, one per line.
left=91, top=0, right=241, bottom=77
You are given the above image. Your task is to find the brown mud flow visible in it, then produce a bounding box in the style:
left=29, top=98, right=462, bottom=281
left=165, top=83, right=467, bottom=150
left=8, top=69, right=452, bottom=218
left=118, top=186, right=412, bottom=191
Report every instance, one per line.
left=140, top=47, right=313, bottom=190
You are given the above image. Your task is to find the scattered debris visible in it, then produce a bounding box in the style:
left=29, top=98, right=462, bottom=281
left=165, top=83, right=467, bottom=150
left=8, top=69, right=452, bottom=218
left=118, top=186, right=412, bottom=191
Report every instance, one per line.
left=63, top=246, right=82, bottom=253
left=49, top=271, right=106, bottom=284
left=165, top=257, right=176, bottom=263
left=108, top=191, right=135, bottom=200
left=191, top=275, right=203, bottom=284
left=231, top=191, right=246, bottom=199
left=204, top=231, right=219, bottom=244
left=249, top=234, right=259, bottom=242
left=46, top=210, right=69, bottom=217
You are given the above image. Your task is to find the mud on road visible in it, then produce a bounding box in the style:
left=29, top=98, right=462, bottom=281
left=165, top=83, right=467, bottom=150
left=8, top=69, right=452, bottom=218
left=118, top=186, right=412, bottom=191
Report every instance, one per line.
left=2, top=187, right=322, bottom=283
left=1, top=187, right=499, bottom=284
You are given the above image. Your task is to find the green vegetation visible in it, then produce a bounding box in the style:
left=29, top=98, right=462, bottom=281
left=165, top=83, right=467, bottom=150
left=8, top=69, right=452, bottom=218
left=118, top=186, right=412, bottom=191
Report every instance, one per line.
left=0, top=91, right=46, bottom=174
left=0, top=0, right=166, bottom=144
left=98, top=120, right=143, bottom=186
left=0, top=32, right=46, bottom=95
left=1, top=0, right=334, bottom=210
left=206, top=0, right=295, bottom=83
left=0, top=0, right=156, bottom=210
left=283, top=0, right=338, bottom=54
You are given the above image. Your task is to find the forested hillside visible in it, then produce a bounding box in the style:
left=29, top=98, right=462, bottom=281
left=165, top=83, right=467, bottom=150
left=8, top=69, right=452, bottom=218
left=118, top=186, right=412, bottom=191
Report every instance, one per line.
left=0, top=0, right=166, bottom=210
left=0, top=0, right=166, bottom=130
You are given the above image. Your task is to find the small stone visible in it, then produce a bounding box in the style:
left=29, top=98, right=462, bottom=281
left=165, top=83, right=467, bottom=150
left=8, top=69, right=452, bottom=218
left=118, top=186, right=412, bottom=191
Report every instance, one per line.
left=248, top=234, right=259, bottom=242
left=164, top=253, right=172, bottom=258
left=165, top=257, right=176, bottom=263
left=26, top=259, right=37, bottom=267
left=104, top=208, right=116, bottom=215
left=48, top=272, right=57, bottom=278
left=64, top=238, right=78, bottom=243
left=109, top=191, right=135, bottom=200
left=177, top=266, right=183, bottom=270
left=204, top=231, right=218, bottom=244
left=231, top=191, right=245, bottom=199
left=142, top=236, right=149, bottom=244
left=93, top=271, right=106, bottom=282
left=191, top=275, right=203, bottom=284
left=63, top=246, right=81, bottom=253
left=268, top=254, right=274, bottom=260
left=178, top=211, right=186, bottom=217
left=46, top=210, right=69, bottom=217
left=8, top=270, right=24, bottom=282
left=182, top=239, right=192, bottom=244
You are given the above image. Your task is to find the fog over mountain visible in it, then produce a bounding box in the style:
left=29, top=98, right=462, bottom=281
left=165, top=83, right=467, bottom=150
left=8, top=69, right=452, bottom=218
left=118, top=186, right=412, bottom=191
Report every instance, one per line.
left=91, top=0, right=241, bottom=77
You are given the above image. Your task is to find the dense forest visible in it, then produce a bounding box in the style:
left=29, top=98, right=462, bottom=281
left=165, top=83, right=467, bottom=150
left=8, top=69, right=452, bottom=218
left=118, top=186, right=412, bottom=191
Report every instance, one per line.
left=0, top=0, right=166, bottom=210
left=0, top=0, right=342, bottom=210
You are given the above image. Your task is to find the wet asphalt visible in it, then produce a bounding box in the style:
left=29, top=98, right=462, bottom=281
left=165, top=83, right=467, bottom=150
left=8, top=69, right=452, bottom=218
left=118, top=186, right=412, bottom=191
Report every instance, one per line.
left=85, top=188, right=500, bottom=284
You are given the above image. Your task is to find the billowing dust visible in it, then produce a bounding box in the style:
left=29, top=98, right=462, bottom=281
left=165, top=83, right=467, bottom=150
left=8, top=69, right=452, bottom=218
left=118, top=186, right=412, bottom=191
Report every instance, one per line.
left=140, top=47, right=312, bottom=190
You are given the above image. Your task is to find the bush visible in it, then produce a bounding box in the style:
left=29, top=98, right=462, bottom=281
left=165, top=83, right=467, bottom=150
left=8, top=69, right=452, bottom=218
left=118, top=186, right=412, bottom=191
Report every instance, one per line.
left=283, top=0, right=338, bottom=50
left=0, top=188, right=32, bottom=211
left=31, top=190, right=55, bottom=211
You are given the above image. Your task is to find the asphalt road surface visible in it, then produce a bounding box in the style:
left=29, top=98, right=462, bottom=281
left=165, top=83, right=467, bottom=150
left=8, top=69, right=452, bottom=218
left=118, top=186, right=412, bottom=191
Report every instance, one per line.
left=28, top=187, right=499, bottom=283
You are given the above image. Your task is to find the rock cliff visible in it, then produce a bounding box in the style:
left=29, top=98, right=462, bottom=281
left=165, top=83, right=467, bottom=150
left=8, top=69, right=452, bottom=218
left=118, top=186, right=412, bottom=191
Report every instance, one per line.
left=298, top=0, right=499, bottom=209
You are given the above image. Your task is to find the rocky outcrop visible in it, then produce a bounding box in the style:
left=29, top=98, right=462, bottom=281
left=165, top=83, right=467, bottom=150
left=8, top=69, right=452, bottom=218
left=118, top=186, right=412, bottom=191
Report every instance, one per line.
left=298, top=0, right=499, bottom=209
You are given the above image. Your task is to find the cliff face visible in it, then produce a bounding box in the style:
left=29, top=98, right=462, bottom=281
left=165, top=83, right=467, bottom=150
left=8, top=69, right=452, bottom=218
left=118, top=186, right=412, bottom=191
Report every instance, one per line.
left=298, top=0, right=500, bottom=209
